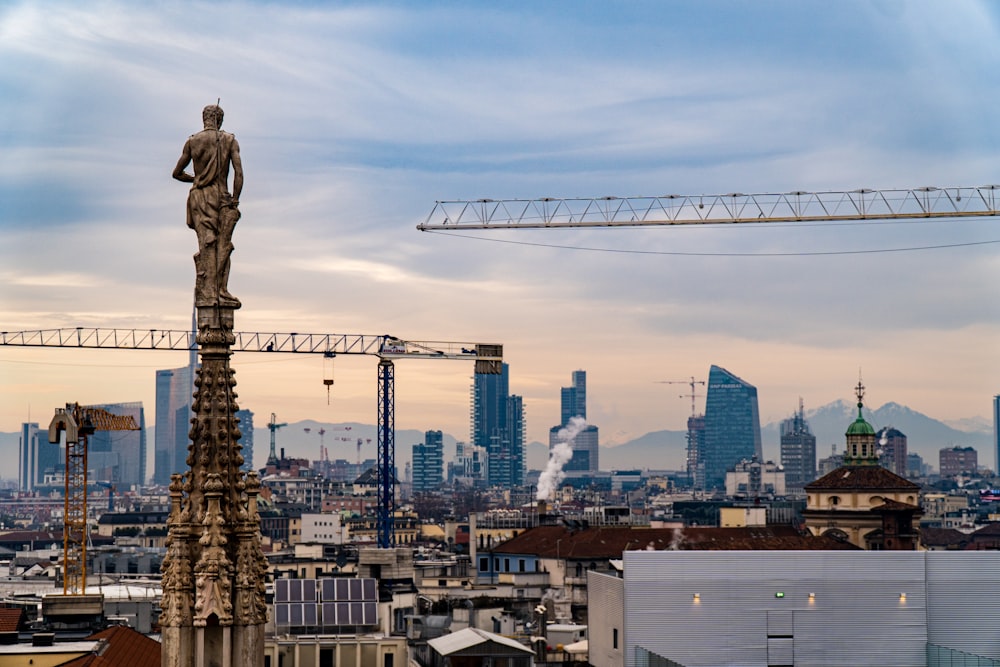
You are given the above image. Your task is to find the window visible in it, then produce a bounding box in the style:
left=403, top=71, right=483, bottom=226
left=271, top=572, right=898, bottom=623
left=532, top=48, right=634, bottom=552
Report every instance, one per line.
left=613, top=628, right=618, bottom=649
left=504, top=558, right=510, bottom=572
left=518, top=559, right=526, bottom=572
left=479, top=557, right=488, bottom=572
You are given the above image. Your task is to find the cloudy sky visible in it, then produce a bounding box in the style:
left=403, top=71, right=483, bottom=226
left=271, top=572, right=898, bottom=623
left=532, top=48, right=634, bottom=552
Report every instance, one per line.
left=2, top=1, right=999, bottom=455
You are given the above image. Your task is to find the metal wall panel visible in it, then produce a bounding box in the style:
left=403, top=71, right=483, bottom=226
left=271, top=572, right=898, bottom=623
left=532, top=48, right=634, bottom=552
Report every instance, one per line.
left=926, top=552, right=1000, bottom=660
left=622, top=551, right=928, bottom=667
left=588, top=571, right=625, bottom=667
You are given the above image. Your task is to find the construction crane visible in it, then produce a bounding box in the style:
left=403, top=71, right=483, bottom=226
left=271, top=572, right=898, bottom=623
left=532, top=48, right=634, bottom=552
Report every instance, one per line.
left=418, top=186, right=1000, bottom=230
left=266, top=413, right=287, bottom=465
left=655, top=377, right=706, bottom=418
left=47, top=403, right=138, bottom=595
left=3, top=329, right=501, bottom=549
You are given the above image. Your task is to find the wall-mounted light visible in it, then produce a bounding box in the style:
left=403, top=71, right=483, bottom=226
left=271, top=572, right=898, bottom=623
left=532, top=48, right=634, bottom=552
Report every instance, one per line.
left=774, top=592, right=785, bottom=598
left=808, top=592, right=815, bottom=601
left=899, top=593, right=907, bottom=602
left=692, top=593, right=700, bottom=602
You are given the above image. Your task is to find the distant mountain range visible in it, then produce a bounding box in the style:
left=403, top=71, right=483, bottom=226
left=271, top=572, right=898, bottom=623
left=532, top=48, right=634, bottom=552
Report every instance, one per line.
left=0, top=401, right=992, bottom=482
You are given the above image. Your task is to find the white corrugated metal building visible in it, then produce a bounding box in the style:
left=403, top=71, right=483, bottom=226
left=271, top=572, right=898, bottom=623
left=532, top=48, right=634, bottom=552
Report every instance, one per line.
left=587, top=550, right=1000, bottom=667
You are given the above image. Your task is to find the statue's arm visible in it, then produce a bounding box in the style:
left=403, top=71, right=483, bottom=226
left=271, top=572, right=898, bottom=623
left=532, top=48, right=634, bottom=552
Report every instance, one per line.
left=172, top=141, right=194, bottom=183
left=231, top=138, right=243, bottom=204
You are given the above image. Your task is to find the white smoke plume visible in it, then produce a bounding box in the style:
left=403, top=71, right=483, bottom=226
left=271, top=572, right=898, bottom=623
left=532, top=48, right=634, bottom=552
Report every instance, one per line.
left=536, top=416, right=587, bottom=501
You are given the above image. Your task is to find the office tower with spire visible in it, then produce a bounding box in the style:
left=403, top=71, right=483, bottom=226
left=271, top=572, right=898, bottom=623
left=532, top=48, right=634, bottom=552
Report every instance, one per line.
left=471, top=362, right=525, bottom=487
left=780, top=399, right=816, bottom=490
left=702, top=365, right=762, bottom=490
left=549, top=370, right=599, bottom=472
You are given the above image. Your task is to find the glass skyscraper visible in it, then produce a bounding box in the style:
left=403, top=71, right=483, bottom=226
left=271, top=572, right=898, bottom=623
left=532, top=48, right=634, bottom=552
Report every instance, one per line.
left=19, top=422, right=61, bottom=492
left=550, top=369, right=599, bottom=472
left=154, top=364, right=195, bottom=486
left=412, top=429, right=444, bottom=493
left=702, top=365, right=762, bottom=490
left=471, top=363, right=525, bottom=488
left=88, top=402, right=147, bottom=488
left=994, top=395, right=1000, bottom=475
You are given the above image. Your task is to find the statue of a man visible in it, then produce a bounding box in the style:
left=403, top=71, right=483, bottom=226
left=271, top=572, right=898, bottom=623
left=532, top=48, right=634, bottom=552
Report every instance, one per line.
left=173, top=104, right=243, bottom=308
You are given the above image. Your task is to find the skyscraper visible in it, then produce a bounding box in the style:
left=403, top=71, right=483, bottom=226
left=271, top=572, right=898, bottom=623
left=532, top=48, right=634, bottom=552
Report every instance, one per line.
left=780, top=399, right=816, bottom=490
left=549, top=370, right=599, bottom=472
left=154, top=365, right=195, bottom=486
left=471, top=363, right=525, bottom=488
left=154, top=313, right=198, bottom=486
left=702, top=365, right=762, bottom=490
left=412, top=430, right=444, bottom=493
left=236, top=408, right=254, bottom=472
left=88, top=402, right=147, bottom=488
left=685, top=414, right=706, bottom=489
left=994, top=395, right=1000, bottom=475
left=18, top=422, right=60, bottom=492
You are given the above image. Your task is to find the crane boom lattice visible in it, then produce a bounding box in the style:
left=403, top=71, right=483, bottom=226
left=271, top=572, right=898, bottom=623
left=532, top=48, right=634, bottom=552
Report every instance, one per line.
left=419, top=186, right=1000, bottom=230
left=8, top=328, right=501, bottom=550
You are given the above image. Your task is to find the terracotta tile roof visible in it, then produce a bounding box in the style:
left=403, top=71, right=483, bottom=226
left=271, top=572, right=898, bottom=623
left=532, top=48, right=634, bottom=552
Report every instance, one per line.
left=871, top=498, right=922, bottom=512
left=804, top=465, right=920, bottom=491
left=0, top=608, right=24, bottom=633
left=920, top=527, right=970, bottom=548
left=971, top=522, right=1000, bottom=537
left=491, top=524, right=859, bottom=558
left=61, top=625, right=161, bottom=667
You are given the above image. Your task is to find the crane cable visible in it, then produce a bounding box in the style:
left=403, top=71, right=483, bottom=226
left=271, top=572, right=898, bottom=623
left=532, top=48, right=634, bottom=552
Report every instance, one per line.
left=422, top=230, right=1000, bottom=257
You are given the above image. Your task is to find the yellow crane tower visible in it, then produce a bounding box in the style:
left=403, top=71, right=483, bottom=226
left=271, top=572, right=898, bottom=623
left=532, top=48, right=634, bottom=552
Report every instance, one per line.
left=47, top=403, right=139, bottom=595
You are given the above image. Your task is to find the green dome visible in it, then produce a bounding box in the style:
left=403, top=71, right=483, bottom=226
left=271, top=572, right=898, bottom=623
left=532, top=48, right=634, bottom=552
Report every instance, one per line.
left=845, top=403, right=876, bottom=436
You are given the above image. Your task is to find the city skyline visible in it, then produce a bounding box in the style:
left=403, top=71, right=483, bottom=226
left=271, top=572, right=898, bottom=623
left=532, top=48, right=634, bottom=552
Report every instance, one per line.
left=2, top=2, right=999, bottom=449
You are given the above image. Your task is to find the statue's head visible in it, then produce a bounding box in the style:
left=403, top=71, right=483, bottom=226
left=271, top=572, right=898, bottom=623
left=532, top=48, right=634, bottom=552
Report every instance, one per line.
left=202, top=105, right=224, bottom=129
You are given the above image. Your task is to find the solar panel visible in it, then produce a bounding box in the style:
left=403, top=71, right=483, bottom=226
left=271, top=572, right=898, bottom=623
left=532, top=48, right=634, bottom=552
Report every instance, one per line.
left=275, top=603, right=289, bottom=625
left=363, top=602, right=377, bottom=625
left=362, top=578, right=376, bottom=600
left=322, top=602, right=337, bottom=626
left=275, top=579, right=289, bottom=603
left=321, top=578, right=336, bottom=601
left=349, top=579, right=362, bottom=601
left=303, top=579, right=316, bottom=602
left=304, top=603, right=317, bottom=626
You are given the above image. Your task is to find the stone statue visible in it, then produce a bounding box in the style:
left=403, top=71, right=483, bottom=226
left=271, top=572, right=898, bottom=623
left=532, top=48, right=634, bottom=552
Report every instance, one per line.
left=173, top=104, right=243, bottom=308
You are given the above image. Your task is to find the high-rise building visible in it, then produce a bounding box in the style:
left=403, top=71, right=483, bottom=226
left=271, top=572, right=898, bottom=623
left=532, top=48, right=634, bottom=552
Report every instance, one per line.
left=88, top=402, right=147, bottom=488
left=471, top=363, right=525, bottom=488
left=877, top=427, right=907, bottom=478
left=236, top=408, right=254, bottom=472
left=412, top=430, right=444, bottom=493
left=154, top=313, right=198, bottom=486
left=549, top=370, right=599, bottom=472
left=154, top=365, right=195, bottom=485
left=780, top=399, right=816, bottom=489
left=685, top=414, right=706, bottom=489
left=702, top=365, right=762, bottom=490
left=561, top=370, right=587, bottom=424
left=448, top=441, right=485, bottom=486
left=994, top=395, right=1000, bottom=475
left=940, top=446, right=978, bottom=478
left=19, top=422, right=60, bottom=492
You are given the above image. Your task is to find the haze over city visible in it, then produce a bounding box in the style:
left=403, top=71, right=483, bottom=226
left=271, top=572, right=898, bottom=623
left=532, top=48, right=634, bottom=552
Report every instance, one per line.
left=2, top=1, right=999, bottom=451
